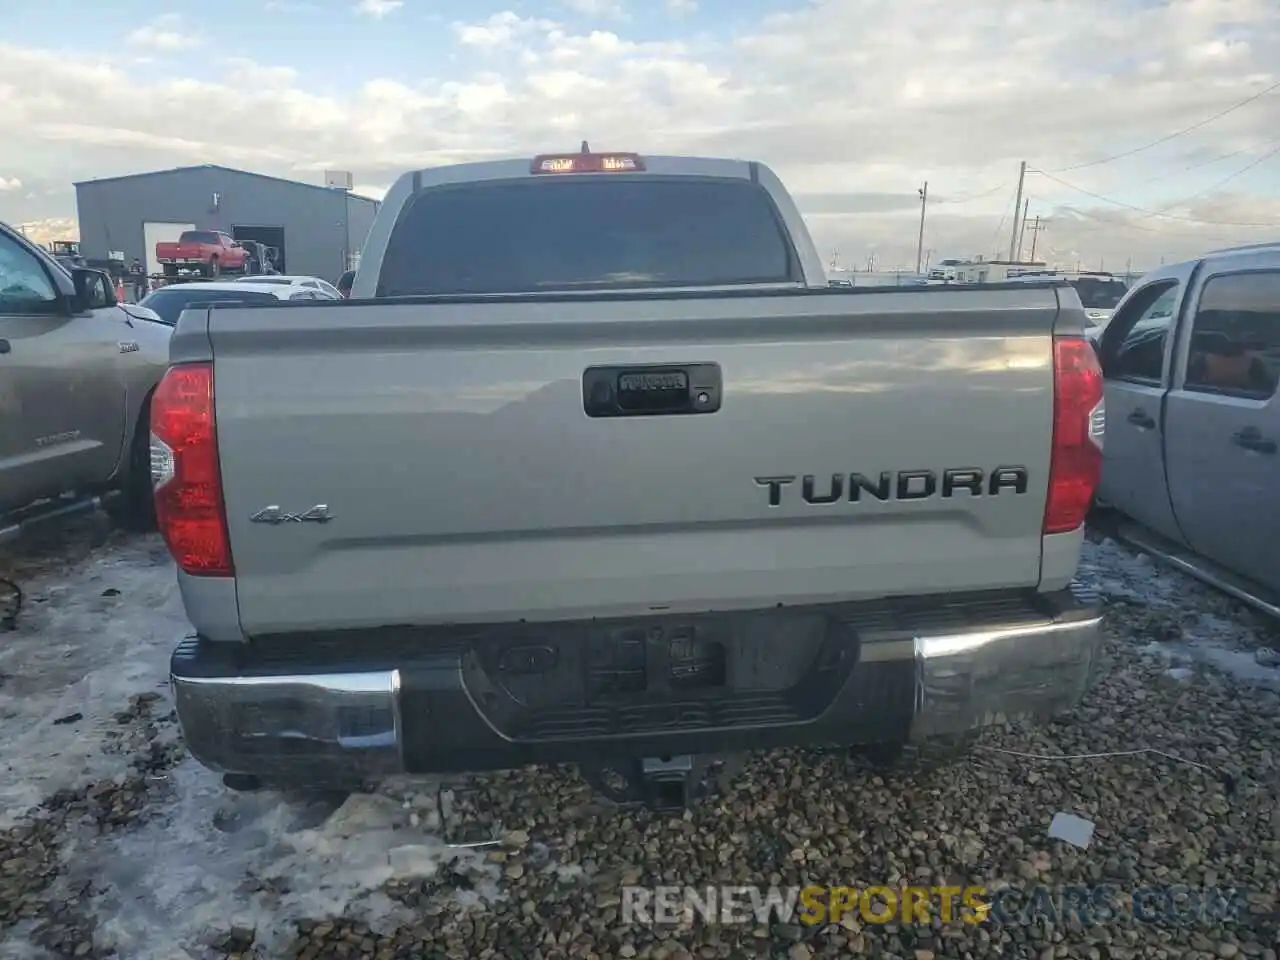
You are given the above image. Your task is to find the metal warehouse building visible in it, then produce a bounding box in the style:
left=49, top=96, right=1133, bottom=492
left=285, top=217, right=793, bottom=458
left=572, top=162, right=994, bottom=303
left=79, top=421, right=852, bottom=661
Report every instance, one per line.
left=74, top=164, right=380, bottom=281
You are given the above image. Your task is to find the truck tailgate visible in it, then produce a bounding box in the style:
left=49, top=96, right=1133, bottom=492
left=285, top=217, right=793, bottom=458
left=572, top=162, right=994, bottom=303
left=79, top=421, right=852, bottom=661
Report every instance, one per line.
left=204, top=287, right=1059, bottom=635
left=157, top=244, right=202, bottom=258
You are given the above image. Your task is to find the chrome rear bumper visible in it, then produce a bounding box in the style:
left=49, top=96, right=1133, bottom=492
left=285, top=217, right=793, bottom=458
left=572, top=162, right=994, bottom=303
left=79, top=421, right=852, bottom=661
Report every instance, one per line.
left=171, top=670, right=405, bottom=784
left=171, top=586, right=1103, bottom=785
left=908, top=599, right=1103, bottom=739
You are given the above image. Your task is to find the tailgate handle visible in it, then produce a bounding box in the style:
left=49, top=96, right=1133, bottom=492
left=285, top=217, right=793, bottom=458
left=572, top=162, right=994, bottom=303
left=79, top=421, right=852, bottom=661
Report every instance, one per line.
left=583, top=363, right=722, bottom=418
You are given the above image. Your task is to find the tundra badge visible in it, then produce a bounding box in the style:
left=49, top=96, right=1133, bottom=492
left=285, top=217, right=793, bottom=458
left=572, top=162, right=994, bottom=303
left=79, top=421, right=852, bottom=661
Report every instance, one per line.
left=250, top=504, right=332, bottom=524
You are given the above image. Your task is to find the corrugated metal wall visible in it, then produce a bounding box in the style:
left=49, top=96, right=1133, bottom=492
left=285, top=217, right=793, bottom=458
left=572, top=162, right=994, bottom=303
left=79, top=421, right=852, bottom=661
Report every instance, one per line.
left=75, top=166, right=379, bottom=282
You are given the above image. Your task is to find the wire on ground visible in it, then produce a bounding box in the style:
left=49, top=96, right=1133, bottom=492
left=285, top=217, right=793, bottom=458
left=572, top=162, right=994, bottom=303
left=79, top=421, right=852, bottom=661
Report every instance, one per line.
left=974, top=744, right=1235, bottom=794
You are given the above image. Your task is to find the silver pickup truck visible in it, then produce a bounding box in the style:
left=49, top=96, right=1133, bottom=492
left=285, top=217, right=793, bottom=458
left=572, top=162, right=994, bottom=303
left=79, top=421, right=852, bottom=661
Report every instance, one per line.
left=1097, top=242, right=1280, bottom=612
left=162, top=149, right=1106, bottom=809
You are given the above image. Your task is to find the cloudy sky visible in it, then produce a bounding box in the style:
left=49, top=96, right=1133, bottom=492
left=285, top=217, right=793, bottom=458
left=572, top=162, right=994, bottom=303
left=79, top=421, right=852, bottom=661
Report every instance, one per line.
left=2, top=0, right=1278, bottom=271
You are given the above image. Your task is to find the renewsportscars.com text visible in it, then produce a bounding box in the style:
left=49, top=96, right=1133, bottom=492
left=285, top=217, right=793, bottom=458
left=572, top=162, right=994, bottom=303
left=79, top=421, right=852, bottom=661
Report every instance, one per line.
left=621, top=884, right=1249, bottom=928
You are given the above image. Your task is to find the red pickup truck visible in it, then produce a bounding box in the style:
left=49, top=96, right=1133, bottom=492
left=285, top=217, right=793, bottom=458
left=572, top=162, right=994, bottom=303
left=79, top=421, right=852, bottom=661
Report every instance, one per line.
left=155, top=230, right=251, bottom=278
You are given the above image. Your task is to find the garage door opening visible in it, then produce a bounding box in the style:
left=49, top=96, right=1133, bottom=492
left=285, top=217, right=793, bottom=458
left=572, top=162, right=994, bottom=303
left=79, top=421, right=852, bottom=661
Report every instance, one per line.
left=231, top=225, right=286, bottom=273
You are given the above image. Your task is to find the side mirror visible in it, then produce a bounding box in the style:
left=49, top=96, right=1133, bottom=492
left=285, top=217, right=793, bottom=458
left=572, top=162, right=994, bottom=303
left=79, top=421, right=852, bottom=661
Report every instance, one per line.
left=71, top=268, right=117, bottom=312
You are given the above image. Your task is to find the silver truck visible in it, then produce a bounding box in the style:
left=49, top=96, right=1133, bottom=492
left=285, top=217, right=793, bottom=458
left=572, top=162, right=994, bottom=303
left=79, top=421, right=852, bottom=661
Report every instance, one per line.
left=1097, top=241, right=1280, bottom=614
left=162, top=148, right=1106, bottom=809
left=1, top=220, right=170, bottom=539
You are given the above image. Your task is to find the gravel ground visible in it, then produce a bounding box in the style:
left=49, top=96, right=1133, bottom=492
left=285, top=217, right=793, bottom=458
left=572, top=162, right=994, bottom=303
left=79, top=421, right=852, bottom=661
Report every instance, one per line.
left=1, top=518, right=1278, bottom=960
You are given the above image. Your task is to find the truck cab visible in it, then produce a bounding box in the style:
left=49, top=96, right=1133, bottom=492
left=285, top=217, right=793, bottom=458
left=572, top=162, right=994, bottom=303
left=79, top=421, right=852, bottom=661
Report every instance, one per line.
left=1097, top=243, right=1280, bottom=607
left=0, top=220, right=169, bottom=536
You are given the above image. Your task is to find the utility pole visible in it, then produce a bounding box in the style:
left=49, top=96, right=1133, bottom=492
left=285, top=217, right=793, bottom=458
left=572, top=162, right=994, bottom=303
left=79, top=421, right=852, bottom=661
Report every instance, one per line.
left=1016, top=197, right=1030, bottom=262
left=1026, top=216, right=1045, bottom=263
left=915, top=182, right=928, bottom=275
left=1008, top=160, right=1027, bottom=262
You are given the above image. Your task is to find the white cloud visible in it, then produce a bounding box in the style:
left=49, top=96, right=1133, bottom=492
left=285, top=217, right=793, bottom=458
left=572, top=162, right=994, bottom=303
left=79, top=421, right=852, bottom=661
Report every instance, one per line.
left=5, top=0, right=1280, bottom=269
left=126, top=15, right=199, bottom=52
left=0, top=177, right=21, bottom=192
left=455, top=13, right=556, bottom=49
left=354, top=0, right=403, bottom=18
left=667, top=0, right=696, bottom=13
left=15, top=217, right=78, bottom=246
left=561, top=0, right=628, bottom=19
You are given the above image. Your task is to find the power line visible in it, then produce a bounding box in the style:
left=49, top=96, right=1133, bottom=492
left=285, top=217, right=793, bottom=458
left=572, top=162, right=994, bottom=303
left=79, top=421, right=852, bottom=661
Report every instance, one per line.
left=1098, top=136, right=1280, bottom=192
left=1034, top=139, right=1280, bottom=227
left=1029, top=167, right=1278, bottom=227
left=932, top=180, right=1010, bottom=205
left=1164, top=137, right=1280, bottom=177
left=1054, top=204, right=1244, bottom=243
left=1138, top=141, right=1280, bottom=218
left=989, top=181, right=1020, bottom=255
left=1046, top=78, right=1280, bottom=173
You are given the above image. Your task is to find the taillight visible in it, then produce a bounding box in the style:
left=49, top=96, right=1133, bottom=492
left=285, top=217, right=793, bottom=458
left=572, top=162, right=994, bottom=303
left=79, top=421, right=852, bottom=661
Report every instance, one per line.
left=150, top=362, right=234, bottom=576
left=1043, top=336, right=1106, bottom=535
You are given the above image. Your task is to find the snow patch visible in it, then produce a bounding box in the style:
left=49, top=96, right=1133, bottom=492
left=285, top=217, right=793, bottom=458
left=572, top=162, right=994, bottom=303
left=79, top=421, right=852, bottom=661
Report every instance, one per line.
left=1142, top=638, right=1280, bottom=689
left=63, top=760, right=496, bottom=959
left=0, top=537, right=187, bottom=823
left=2, top=536, right=503, bottom=959
left=1081, top=538, right=1280, bottom=689
left=1078, top=537, right=1185, bottom=608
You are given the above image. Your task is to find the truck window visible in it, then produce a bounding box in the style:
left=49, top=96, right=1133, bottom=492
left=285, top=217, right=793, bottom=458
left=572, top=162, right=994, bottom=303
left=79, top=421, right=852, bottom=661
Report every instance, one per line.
left=139, top=287, right=279, bottom=325
left=1183, top=271, right=1280, bottom=401
left=1103, top=281, right=1178, bottom=383
left=1070, top=277, right=1128, bottom=310
left=0, top=232, right=60, bottom=316
left=178, top=231, right=220, bottom=244
left=377, top=177, right=798, bottom=296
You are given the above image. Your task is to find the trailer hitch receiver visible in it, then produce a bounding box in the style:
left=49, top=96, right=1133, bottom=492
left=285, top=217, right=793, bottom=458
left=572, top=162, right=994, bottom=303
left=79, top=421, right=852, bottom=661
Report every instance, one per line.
left=641, top=755, right=695, bottom=812
left=581, top=754, right=706, bottom=812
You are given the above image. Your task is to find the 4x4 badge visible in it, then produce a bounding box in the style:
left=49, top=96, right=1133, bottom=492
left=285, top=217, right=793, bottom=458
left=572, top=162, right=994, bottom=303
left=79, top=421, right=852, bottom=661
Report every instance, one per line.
left=249, top=504, right=332, bottom=524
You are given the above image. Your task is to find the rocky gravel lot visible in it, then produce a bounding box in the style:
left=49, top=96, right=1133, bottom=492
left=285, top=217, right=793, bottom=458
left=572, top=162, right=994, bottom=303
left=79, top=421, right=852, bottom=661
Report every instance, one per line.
left=1, top=518, right=1278, bottom=960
